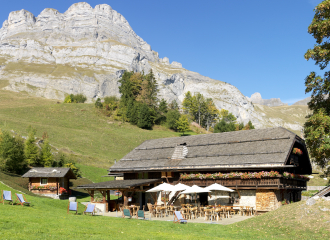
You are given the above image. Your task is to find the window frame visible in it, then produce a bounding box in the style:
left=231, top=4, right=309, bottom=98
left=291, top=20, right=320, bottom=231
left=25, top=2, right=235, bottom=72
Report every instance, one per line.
left=40, top=178, right=48, bottom=185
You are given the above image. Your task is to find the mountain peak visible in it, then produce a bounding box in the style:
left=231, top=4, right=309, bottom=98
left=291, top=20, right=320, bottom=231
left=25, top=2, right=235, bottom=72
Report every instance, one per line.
left=248, top=92, right=287, bottom=107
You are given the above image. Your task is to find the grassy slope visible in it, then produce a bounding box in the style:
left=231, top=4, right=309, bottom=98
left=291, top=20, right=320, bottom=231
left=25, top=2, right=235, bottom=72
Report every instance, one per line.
left=1, top=182, right=330, bottom=239
left=0, top=88, right=185, bottom=169
left=254, top=104, right=311, bottom=135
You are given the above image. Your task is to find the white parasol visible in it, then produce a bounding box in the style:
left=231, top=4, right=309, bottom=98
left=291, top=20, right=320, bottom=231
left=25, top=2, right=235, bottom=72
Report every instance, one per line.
left=146, top=182, right=174, bottom=205
left=180, top=185, right=211, bottom=205
left=171, top=183, right=190, bottom=192
left=205, top=183, right=234, bottom=205
left=205, top=183, right=234, bottom=192
left=146, top=182, right=173, bottom=192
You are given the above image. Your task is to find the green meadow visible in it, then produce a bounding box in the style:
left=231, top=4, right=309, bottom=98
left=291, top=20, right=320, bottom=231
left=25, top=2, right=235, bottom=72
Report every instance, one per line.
left=1, top=181, right=330, bottom=239
left=0, top=87, right=185, bottom=171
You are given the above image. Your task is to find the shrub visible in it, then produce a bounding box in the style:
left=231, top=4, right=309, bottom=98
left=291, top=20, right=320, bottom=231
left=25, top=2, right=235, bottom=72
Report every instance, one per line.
left=64, top=94, right=87, bottom=103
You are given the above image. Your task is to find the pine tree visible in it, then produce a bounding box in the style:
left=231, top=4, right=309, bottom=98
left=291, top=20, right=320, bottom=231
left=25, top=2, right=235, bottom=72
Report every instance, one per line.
left=0, top=131, right=26, bottom=174
left=166, top=109, right=181, bottom=130
left=24, top=129, right=39, bottom=166
left=40, top=139, right=53, bottom=167
left=137, top=103, right=153, bottom=129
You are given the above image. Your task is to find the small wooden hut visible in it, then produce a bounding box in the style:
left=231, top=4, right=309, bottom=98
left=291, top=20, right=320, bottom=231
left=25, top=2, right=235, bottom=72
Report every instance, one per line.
left=22, top=167, right=76, bottom=198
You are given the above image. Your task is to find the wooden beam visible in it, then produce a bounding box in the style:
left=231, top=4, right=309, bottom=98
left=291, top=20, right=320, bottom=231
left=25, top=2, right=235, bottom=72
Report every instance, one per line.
left=106, top=190, right=110, bottom=212
left=237, top=190, right=241, bottom=199
left=123, top=191, right=128, bottom=206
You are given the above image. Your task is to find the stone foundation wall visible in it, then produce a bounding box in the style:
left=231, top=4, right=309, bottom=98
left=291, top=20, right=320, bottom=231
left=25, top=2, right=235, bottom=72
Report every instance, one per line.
left=236, top=190, right=256, bottom=208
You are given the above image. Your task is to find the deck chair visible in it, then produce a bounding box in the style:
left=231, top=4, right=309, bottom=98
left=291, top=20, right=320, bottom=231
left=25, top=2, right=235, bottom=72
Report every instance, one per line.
left=174, top=211, right=187, bottom=224
left=15, top=193, right=30, bottom=206
left=122, top=209, right=132, bottom=219
left=67, top=202, right=78, bottom=214
left=83, top=204, right=95, bottom=216
left=136, top=210, right=145, bottom=220
left=1, top=190, right=13, bottom=205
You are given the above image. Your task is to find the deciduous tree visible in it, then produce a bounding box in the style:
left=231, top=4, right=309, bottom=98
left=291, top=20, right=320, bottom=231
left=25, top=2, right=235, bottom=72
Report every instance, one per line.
left=176, top=115, right=190, bottom=135
left=304, top=1, right=330, bottom=169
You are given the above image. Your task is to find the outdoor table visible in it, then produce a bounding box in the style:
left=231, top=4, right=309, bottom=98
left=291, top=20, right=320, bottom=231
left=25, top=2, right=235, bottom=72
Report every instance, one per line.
left=159, top=207, right=166, bottom=217
left=128, top=206, right=138, bottom=216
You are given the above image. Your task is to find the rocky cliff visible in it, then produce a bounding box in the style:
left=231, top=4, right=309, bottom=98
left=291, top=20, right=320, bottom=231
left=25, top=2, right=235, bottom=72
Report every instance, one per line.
left=247, top=92, right=287, bottom=107
left=0, top=2, right=298, bottom=129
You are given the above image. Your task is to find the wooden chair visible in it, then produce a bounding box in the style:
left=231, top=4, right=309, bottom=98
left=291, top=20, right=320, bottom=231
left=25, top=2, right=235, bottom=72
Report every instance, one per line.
left=1, top=190, right=13, bottom=205
left=204, top=209, right=213, bottom=221
left=245, top=206, right=251, bottom=216
left=14, top=193, right=30, bottom=207
left=118, top=204, right=123, bottom=212
left=148, top=204, right=155, bottom=217
left=214, top=208, right=224, bottom=221
left=167, top=206, right=174, bottom=216
left=190, top=207, right=198, bottom=219
left=182, top=208, right=190, bottom=220
left=67, top=201, right=78, bottom=214
left=83, top=204, right=95, bottom=216
left=226, top=207, right=233, bottom=218
left=174, top=211, right=187, bottom=224
left=155, top=206, right=163, bottom=218
left=239, top=206, right=245, bottom=216
left=230, top=207, right=237, bottom=216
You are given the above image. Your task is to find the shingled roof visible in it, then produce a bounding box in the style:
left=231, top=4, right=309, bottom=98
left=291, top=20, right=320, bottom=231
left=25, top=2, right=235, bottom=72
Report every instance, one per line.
left=109, top=127, right=312, bottom=174
left=22, top=167, right=77, bottom=179
left=76, top=179, right=161, bottom=190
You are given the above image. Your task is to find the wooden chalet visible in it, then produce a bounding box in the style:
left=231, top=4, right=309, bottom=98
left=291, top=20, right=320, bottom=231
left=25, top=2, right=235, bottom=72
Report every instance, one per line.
left=77, top=127, right=312, bottom=213
left=22, top=167, right=76, bottom=198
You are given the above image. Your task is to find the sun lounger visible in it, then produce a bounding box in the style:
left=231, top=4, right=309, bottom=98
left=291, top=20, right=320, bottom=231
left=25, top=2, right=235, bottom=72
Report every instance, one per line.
left=15, top=193, right=30, bottom=206
left=67, top=201, right=78, bottom=214
left=136, top=210, right=145, bottom=220
left=1, top=190, right=13, bottom=205
left=174, top=211, right=187, bottom=224
left=122, top=208, right=132, bottom=219
left=83, top=204, right=95, bottom=216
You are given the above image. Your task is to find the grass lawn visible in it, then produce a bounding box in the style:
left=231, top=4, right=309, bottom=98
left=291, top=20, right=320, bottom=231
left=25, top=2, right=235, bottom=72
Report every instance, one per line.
left=0, top=88, right=193, bottom=169
left=76, top=164, right=111, bottom=183
left=1, top=182, right=330, bottom=239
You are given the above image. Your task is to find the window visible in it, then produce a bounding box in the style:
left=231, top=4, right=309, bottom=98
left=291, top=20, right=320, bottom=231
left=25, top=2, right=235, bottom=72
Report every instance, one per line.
left=40, top=178, right=48, bottom=185
left=161, top=172, right=173, bottom=178
left=138, top=173, right=148, bottom=179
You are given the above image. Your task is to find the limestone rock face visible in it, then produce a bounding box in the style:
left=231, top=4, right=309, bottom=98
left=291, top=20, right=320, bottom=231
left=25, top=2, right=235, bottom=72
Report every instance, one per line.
left=0, top=2, right=268, bottom=126
left=292, top=97, right=311, bottom=106
left=248, top=92, right=287, bottom=107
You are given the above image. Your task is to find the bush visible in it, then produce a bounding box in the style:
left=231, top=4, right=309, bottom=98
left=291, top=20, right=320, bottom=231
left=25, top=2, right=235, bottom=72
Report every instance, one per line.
left=64, top=94, right=87, bottom=103
left=95, top=98, right=103, bottom=108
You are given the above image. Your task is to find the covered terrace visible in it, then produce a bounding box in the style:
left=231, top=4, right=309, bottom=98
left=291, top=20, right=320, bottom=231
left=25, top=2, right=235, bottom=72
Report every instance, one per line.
left=76, top=179, right=162, bottom=212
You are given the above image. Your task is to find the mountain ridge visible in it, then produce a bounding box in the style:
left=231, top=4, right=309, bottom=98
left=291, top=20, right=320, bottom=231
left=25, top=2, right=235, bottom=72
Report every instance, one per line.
left=0, top=2, right=309, bottom=132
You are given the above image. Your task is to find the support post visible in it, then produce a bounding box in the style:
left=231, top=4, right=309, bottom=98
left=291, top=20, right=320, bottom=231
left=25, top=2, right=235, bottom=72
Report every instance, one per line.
left=123, top=191, right=128, bottom=206
left=107, top=190, right=110, bottom=212
left=91, top=190, right=94, bottom=202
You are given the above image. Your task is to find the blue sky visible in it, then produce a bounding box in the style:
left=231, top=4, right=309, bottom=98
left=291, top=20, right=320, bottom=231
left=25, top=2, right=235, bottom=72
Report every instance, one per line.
left=0, top=0, right=325, bottom=104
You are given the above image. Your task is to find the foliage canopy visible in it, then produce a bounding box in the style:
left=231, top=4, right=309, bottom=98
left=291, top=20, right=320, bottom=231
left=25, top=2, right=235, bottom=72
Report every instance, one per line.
left=304, top=0, right=330, bottom=170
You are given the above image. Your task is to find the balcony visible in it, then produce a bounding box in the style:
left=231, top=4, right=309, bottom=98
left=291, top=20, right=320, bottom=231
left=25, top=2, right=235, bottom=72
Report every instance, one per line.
left=180, top=177, right=307, bottom=190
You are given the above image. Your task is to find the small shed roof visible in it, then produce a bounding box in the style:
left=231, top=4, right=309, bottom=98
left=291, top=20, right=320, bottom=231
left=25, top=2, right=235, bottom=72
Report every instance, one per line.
left=22, top=167, right=77, bottom=179
left=109, top=127, right=312, bottom=174
left=76, top=179, right=161, bottom=190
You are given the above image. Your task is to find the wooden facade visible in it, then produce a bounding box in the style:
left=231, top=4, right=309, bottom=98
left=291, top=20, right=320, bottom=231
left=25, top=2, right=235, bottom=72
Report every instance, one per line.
left=106, top=127, right=312, bottom=212
left=22, top=168, right=76, bottom=198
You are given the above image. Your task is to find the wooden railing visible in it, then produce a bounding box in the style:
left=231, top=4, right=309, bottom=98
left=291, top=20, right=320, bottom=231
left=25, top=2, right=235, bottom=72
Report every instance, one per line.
left=180, top=177, right=307, bottom=190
